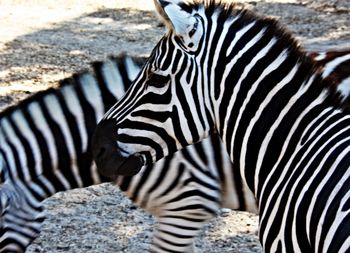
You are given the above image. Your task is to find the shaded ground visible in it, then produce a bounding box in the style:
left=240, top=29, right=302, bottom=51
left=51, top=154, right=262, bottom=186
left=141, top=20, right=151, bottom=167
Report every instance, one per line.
left=0, top=0, right=349, bottom=252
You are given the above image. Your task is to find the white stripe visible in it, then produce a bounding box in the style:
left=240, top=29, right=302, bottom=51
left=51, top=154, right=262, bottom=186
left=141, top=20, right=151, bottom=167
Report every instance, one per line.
left=211, top=15, right=240, bottom=130
left=44, top=95, right=83, bottom=188
left=218, top=22, right=258, bottom=125
left=322, top=53, right=350, bottom=78
left=0, top=127, right=17, bottom=180
left=252, top=63, right=300, bottom=193
left=104, top=67, right=146, bottom=120
left=337, top=76, right=350, bottom=100
left=79, top=74, right=105, bottom=121
left=222, top=29, right=273, bottom=148
left=37, top=174, right=56, bottom=195
left=226, top=45, right=287, bottom=157
left=337, top=235, right=350, bottom=253
left=27, top=102, right=59, bottom=182
left=28, top=101, right=67, bottom=191
left=314, top=52, right=326, bottom=61
left=0, top=232, right=30, bottom=249
left=118, top=127, right=171, bottom=159
left=27, top=180, right=47, bottom=199
left=16, top=179, right=42, bottom=208
left=1, top=118, right=29, bottom=181
left=271, top=129, right=350, bottom=252
left=101, top=61, right=126, bottom=100
left=226, top=21, right=256, bottom=57
left=317, top=145, right=350, bottom=252
left=124, top=56, right=142, bottom=80
left=261, top=111, right=348, bottom=248
left=292, top=136, right=350, bottom=252
left=259, top=106, right=334, bottom=211
left=178, top=57, right=208, bottom=144
left=89, top=162, right=101, bottom=185
left=12, top=110, right=43, bottom=178
left=61, top=84, right=89, bottom=152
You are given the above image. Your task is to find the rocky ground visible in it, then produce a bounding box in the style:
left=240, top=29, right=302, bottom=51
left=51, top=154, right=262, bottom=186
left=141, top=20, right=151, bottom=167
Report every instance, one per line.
left=0, top=0, right=349, bottom=252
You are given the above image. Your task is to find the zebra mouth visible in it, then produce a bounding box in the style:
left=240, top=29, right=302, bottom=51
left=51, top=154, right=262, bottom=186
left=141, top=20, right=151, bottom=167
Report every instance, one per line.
left=96, top=153, right=144, bottom=179
left=116, top=154, right=144, bottom=176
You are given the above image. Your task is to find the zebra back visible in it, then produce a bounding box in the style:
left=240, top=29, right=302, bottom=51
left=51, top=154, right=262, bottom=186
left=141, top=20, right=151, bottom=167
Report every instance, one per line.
left=0, top=54, right=144, bottom=252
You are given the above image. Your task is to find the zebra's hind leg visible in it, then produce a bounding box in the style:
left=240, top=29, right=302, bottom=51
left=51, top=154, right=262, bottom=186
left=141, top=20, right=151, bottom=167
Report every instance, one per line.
left=150, top=209, right=217, bottom=253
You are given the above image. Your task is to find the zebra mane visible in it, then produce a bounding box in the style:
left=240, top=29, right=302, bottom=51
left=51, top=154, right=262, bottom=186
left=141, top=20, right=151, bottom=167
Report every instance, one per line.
left=0, top=54, right=146, bottom=119
left=181, top=0, right=349, bottom=111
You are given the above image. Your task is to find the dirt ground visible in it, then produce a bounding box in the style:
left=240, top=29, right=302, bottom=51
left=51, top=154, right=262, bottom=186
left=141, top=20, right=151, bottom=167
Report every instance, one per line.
left=0, top=0, right=349, bottom=252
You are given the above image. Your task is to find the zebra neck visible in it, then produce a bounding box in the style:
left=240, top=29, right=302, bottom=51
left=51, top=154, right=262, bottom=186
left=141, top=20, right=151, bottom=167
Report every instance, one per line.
left=207, top=18, right=344, bottom=194
left=196, top=10, right=350, bottom=193
left=219, top=65, right=349, bottom=198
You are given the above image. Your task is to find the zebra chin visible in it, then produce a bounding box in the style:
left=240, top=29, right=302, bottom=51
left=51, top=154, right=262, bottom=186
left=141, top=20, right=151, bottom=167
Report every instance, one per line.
left=95, top=153, right=144, bottom=179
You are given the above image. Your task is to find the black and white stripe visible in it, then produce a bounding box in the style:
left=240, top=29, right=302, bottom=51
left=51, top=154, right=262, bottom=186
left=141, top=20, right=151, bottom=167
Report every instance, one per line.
left=1, top=48, right=348, bottom=252
left=0, top=54, right=257, bottom=253
left=309, top=49, right=350, bottom=103
left=93, top=1, right=350, bottom=252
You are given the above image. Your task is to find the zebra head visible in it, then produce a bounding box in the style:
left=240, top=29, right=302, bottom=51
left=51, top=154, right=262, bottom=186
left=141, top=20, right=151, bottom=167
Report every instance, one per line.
left=92, top=0, right=215, bottom=178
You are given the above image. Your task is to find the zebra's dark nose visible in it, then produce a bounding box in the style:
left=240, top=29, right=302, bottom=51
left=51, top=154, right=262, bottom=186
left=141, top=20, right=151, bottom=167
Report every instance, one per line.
left=92, top=119, right=144, bottom=179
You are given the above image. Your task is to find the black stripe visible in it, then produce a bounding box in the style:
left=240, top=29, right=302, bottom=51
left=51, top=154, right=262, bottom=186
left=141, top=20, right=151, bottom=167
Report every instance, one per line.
left=37, top=99, right=77, bottom=189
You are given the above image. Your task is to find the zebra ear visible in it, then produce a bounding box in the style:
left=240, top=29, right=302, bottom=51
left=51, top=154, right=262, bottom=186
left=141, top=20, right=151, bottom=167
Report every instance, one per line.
left=154, top=0, right=202, bottom=50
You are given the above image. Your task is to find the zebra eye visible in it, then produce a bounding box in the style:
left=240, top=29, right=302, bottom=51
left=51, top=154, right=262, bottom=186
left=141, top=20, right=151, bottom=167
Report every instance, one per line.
left=147, top=73, right=170, bottom=88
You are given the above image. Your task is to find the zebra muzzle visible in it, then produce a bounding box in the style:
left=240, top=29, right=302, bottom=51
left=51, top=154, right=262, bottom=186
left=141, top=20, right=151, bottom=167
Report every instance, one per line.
left=96, top=151, right=143, bottom=178
left=92, top=120, right=144, bottom=178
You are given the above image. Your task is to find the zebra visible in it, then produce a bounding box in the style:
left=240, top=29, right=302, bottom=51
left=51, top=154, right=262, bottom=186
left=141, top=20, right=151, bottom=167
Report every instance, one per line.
left=1, top=48, right=349, bottom=253
left=92, top=1, right=350, bottom=252
left=308, top=49, right=350, bottom=105
left=1, top=49, right=348, bottom=253
left=0, top=55, right=144, bottom=252
left=0, top=54, right=257, bottom=253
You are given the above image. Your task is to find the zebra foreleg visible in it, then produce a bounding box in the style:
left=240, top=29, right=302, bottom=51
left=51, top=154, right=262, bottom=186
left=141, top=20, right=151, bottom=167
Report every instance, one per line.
left=150, top=207, right=218, bottom=253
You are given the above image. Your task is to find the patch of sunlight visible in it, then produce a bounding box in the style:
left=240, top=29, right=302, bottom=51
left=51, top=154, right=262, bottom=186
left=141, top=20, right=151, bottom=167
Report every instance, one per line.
left=129, top=24, right=153, bottom=31
left=41, top=71, right=70, bottom=85
left=0, top=1, right=155, bottom=44
left=233, top=0, right=299, bottom=3
left=0, top=70, right=10, bottom=79
left=69, top=50, right=85, bottom=56
left=79, top=17, right=154, bottom=32
left=81, top=17, right=115, bottom=25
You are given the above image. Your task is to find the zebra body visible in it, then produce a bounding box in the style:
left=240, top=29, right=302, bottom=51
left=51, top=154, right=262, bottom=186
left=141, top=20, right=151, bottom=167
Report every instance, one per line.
left=0, top=55, right=256, bottom=253
left=2, top=48, right=347, bottom=253
left=93, top=1, right=350, bottom=252
left=0, top=58, right=129, bottom=252
left=0, top=26, right=348, bottom=253
left=1, top=47, right=349, bottom=253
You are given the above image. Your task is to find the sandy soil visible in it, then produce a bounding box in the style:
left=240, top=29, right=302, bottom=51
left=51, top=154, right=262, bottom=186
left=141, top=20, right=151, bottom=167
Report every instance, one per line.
left=0, top=0, right=349, bottom=252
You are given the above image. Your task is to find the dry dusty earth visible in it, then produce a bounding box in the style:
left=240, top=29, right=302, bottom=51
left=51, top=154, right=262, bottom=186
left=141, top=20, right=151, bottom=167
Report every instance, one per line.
left=0, top=0, right=349, bottom=252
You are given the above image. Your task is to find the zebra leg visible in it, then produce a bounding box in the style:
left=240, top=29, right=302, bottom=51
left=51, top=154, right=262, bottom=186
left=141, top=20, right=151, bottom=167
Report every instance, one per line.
left=150, top=207, right=218, bottom=253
